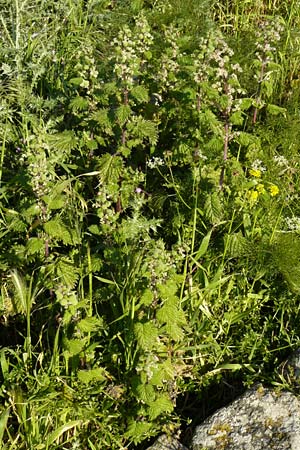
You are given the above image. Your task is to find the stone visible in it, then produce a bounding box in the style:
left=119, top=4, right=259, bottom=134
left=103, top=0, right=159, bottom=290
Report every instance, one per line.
left=146, top=434, right=189, bottom=450
left=192, top=384, right=300, bottom=449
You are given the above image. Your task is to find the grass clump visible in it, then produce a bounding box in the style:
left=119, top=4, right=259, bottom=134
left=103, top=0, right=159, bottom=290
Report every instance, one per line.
left=0, top=0, right=300, bottom=448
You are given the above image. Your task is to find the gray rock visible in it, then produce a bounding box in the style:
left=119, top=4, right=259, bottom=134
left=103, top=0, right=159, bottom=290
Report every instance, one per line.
left=146, top=434, right=189, bottom=450
left=192, top=384, right=300, bottom=449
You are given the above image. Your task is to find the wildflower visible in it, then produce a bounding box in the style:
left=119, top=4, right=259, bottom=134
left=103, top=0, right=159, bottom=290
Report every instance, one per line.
left=251, top=159, right=266, bottom=172
left=249, top=168, right=262, bottom=178
left=248, top=190, right=259, bottom=204
left=286, top=216, right=300, bottom=232
left=257, top=183, right=265, bottom=194
left=274, top=155, right=288, bottom=167
left=147, top=156, right=164, bottom=169
left=269, top=184, right=279, bottom=196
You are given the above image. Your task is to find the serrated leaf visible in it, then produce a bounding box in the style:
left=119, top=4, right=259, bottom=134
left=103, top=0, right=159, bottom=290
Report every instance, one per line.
left=77, top=367, right=107, bottom=384
left=68, top=77, right=84, bottom=86
left=125, top=420, right=153, bottom=444
left=44, top=218, right=73, bottom=245
left=47, top=130, right=77, bottom=153
left=64, top=338, right=85, bottom=355
left=97, top=153, right=123, bottom=185
left=131, top=85, right=149, bottom=103
left=69, top=96, right=89, bottom=111
left=150, top=359, right=174, bottom=386
left=26, top=237, right=44, bottom=255
left=77, top=316, right=103, bottom=333
left=225, top=232, right=248, bottom=257
left=116, top=105, right=132, bottom=126
left=230, top=111, right=244, bottom=126
left=267, top=104, right=287, bottom=117
left=92, top=108, right=110, bottom=125
left=147, top=394, right=174, bottom=420
left=239, top=98, right=253, bottom=110
left=134, top=383, right=156, bottom=403
left=127, top=117, right=158, bottom=145
left=165, top=322, right=184, bottom=341
left=134, top=321, right=158, bottom=350
left=88, top=224, right=101, bottom=235
left=204, top=192, right=223, bottom=224
left=42, top=194, right=66, bottom=210
left=56, top=258, right=79, bottom=288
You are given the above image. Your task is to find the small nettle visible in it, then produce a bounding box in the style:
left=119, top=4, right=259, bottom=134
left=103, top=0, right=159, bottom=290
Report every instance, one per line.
left=111, top=13, right=153, bottom=87
left=252, top=17, right=284, bottom=122
left=154, top=26, right=181, bottom=91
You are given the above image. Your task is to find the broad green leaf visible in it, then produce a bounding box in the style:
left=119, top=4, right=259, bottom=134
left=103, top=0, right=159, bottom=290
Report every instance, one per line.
left=134, top=321, right=158, bottom=350
left=47, top=130, right=77, bottom=153
left=0, top=408, right=9, bottom=445
left=78, top=367, right=107, bottom=384
left=44, top=218, right=73, bottom=245
left=64, top=338, right=85, bottom=356
left=131, top=85, right=149, bottom=103
left=69, top=96, right=89, bottom=111
left=148, top=394, right=174, bottom=420
left=116, top=105, right=132, bottom=126
left=26, top=237, right=44, bottom=255
left=267, top=104, right=287, bottom=117
left=77, top=316, right=103, bottom=333
left=56, top=258, right=79, bottom=288
left=125, top=419, right=153, bottom=444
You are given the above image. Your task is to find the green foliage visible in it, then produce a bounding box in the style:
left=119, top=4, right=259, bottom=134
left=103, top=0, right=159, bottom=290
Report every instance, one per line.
left=0, top=0, right=300, bottom=448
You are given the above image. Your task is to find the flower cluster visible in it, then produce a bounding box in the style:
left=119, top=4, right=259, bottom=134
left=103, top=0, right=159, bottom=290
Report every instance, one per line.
left=247, top=160, right=279, bottom=205
left=274, top=155, right=289, bottom=167
left=254, top=18, right=284, bottom=64
left=154, top=26, right=180, bottom=91
left=147, top=156, right=165, bottom=169
left=286, top=216, right=300, bottom=232
left=249, top=159, right=266, bottom=178
left=112, top=13, right=153, bottom=87
left=193, top=31, right=244, bottom=114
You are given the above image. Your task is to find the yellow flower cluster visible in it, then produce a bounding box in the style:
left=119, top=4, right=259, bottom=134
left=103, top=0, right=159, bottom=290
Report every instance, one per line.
left=247, top=183, right=279, bottom=206
left=249, top=168, right=262, bottom=178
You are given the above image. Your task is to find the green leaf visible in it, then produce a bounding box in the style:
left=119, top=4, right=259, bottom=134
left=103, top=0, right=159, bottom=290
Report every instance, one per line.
left=42, top=194, right=66, bottom=210
left=150, top=359, right=174, bottom=386
left=134, top=321, right=158, bottom=350
left=77, top=367, right=107, bottom=384
left=26, top=237, right=44, bottom=255
left=64, top=338, right=85, bottom=356
left=125, top=420, right=154, bottom=444
left=204, top=192, right=223, bottom=224
left=230, top=111, right=244, bottom=126
left=0, top=408, right=10, bottom=445
left=195, top=229, right=212, bottom=260
left=56, top=258, right=79, bottom=288
left=46, top=421, right=82, bottom=446
left=131, top=85, right=149, bottom=103
left=133, top=381, right=156, bottom=403
left=47, top=130, right=77, bottom=153
left=92, top=109, right=113, bottom=133
left=77, top=316, right=103, bottom=333
left=147, top=394, right=174, bottom=420
left=68, top=77, right=84, bottom=86
left=266, top=104, right=287, bottom=117
left=69, top=96, right=89, bottom=111
left=116, top=105, right=132, bottom=126
left=44, top=218, right=73, bottom=245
